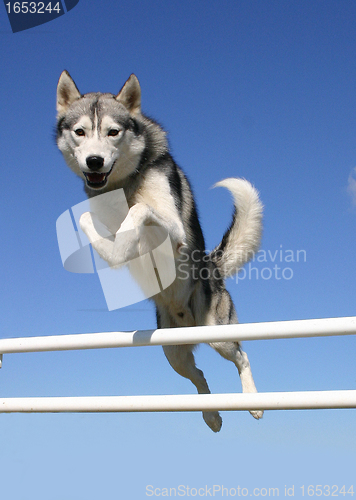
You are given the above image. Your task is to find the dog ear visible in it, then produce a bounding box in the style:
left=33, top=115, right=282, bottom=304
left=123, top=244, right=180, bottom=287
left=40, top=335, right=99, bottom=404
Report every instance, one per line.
left=57, top=70, right=81, bottom=116
left=116, top=74, right=141, bottom=115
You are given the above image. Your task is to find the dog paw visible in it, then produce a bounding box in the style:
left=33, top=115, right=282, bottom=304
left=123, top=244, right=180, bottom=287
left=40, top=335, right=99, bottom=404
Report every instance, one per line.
left=203, top=411, right=222, bottom=433
left=79, top=212, right=113, bottom=243
left=114, top=230, right=140, bottom=262
left=79, top=211, right=92, bottom=233
left=250, top=409, right=264, bottom=420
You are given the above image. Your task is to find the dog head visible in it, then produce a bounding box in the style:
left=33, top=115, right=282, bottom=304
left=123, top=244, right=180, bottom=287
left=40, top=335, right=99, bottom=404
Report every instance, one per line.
left=56, top=71, right=146, bottom=191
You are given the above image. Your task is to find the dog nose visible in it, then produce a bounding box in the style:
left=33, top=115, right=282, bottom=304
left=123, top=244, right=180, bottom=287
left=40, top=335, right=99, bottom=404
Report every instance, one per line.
left=86, top=156, right=104, bottom=171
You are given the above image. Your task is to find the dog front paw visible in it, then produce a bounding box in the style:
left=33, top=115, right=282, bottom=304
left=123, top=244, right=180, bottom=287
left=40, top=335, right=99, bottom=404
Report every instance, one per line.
left=114, top=229, right=140, bottom=263
left=79, top=211, right=92, bottom=234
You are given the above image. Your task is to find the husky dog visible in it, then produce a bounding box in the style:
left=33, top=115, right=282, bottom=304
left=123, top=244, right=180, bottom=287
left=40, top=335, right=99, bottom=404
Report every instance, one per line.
left=56, top=71, right=263, bottom=432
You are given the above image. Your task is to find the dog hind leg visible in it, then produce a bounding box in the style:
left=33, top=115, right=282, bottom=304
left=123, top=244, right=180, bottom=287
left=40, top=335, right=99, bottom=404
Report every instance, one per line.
left=209, top=341, right=263, bottom=420
left=157, top=307, right=222, bottom=432
left=163, top=344, right=223, bottom=432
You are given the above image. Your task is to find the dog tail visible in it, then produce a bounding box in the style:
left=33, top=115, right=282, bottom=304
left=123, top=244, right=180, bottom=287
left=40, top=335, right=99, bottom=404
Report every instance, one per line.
left=209, top=178, right=263, bottom=278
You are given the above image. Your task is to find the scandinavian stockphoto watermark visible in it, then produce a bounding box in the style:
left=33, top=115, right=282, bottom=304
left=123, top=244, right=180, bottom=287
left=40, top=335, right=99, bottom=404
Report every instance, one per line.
left=233, top=246, right=306, bottom=283
left=177, top=245, right=306, bottom=284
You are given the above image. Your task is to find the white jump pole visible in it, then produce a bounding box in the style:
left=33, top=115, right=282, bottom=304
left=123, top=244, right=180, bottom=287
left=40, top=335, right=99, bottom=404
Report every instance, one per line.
left=0, top=317, right=355, bottom=355
left=1, top=317, right=355, bottom=414
left=1, top=390, right=356, bottom=413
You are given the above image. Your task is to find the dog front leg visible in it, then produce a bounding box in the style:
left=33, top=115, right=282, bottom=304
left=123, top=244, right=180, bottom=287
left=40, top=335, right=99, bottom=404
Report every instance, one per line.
left=79, top=211, right=138, bottom=267
left=128, top=202, right=187, bottom=256
left=79, top=212, right=117, bottom=265
left=80, top=202, right=185, bottom=267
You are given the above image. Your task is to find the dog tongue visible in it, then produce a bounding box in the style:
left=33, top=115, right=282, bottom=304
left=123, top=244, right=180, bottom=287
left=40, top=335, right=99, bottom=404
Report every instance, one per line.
left=88, top=173, right=105, bottom=183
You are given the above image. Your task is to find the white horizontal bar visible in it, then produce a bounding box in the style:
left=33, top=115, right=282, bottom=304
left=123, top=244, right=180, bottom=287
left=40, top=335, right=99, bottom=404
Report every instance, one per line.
left=1, top=390, right=356, bottom=413
left=0, top=317, right=355, bottom=355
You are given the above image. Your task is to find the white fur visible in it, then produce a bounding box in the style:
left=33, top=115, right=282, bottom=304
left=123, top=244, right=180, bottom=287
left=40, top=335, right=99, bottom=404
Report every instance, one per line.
left=213, top=178, right=263, bottom=277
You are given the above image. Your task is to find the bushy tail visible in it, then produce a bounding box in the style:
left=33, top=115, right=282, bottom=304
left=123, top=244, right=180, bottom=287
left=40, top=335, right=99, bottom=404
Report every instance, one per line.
left=209, top=178, right=263, bottom=278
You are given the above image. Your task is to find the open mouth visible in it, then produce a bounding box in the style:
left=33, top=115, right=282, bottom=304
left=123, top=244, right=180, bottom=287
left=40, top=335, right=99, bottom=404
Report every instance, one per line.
left=83, top=166, right=113, bottom=189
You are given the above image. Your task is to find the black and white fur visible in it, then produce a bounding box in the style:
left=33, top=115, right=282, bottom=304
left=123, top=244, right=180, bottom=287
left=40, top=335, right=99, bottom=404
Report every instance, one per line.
left=56, top=71, right=264, bottom=432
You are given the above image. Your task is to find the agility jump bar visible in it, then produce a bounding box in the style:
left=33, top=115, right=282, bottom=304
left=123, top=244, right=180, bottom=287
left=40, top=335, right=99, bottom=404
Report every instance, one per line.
left=1, top=390, right=356, bottom=413
left=1, top=316, right=356, bottom=413
left=0, top=317, right=355, bottom=356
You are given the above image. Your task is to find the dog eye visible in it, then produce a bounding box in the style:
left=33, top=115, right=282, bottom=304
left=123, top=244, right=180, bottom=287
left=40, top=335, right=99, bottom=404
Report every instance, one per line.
left=74, top=128, right=85, bottom=136
left=108, top=129, right=120, bottom=137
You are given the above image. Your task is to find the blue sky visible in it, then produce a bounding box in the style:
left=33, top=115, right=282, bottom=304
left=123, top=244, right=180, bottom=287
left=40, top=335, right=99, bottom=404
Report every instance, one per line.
left=1, top=1, right=356, bottom=498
